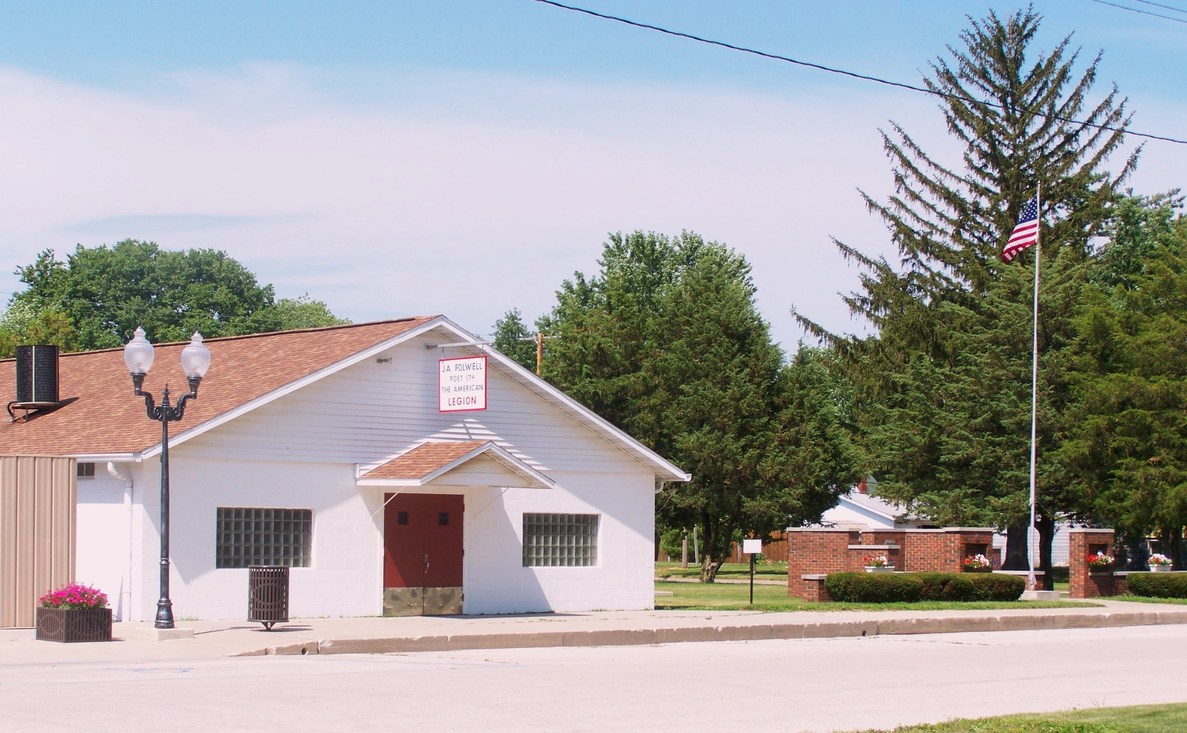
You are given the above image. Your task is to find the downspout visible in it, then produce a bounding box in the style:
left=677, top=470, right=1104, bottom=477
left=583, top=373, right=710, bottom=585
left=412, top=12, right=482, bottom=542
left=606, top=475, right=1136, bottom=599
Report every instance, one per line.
left=107, top=462, right=133, bottom=621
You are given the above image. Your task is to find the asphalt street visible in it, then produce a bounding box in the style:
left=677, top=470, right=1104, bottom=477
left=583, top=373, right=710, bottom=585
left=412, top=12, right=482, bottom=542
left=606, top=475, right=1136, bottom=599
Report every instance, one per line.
left=2, top=625, right=1184, bottom=732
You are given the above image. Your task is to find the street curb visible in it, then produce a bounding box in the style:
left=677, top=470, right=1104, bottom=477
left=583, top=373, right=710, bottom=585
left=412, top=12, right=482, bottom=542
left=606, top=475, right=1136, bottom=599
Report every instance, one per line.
left=239, top=610, right=1187, bottom=657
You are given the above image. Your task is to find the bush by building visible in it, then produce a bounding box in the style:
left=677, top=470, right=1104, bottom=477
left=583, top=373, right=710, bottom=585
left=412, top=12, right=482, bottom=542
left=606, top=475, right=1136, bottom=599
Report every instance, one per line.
left=1126, top=572, right=1187, bottom=599
left=824, top=572, right=1024, bottom=603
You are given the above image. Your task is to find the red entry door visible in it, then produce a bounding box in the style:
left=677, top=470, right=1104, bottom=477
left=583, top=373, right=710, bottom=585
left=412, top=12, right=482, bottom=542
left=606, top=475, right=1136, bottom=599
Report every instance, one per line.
left=383, top=493, right=464, bottom=589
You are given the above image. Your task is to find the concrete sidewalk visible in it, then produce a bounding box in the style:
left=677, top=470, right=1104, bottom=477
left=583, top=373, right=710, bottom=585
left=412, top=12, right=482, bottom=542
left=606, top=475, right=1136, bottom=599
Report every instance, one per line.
left=4, top=598, right=1187, bottom=665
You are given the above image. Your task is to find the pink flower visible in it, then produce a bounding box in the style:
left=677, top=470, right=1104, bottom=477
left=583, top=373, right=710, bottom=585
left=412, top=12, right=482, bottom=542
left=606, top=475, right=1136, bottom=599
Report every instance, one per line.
left=38, top=582, right=108, bottom=609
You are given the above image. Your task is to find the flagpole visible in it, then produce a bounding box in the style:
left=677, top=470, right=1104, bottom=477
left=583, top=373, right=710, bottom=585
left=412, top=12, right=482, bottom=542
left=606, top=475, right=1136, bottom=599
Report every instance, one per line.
left=1026, top=183, right=1042, bottom=590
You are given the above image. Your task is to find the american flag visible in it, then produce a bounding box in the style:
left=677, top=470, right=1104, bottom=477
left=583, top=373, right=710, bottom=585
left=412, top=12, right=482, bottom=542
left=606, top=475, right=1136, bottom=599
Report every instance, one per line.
left=1002, top=195, right=1039, bottom=263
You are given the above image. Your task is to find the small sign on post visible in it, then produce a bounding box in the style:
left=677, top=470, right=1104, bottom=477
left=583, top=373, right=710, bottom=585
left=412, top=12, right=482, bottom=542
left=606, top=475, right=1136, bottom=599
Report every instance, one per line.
left=743, top=538, right=762, bottom=606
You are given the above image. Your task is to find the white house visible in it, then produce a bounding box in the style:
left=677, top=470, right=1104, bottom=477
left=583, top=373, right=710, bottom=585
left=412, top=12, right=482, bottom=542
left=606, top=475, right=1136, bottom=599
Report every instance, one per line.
left=0, top=316, right=687, bottom=627
left=817, top=479, right=1069, bottom=567
left=818, top=479, right=929, bottom=531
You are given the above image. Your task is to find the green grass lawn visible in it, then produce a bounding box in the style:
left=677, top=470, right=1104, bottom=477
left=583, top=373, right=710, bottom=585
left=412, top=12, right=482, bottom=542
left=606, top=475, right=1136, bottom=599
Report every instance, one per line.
left=654, top=580, right=1086, bottom=612
left=655, top=561, right=1088, bottom=611
left=1111, top=594, right=1187, bottom=605
left=656, top=560, right=787, bottom=579
left=857, top=703, right=1187, bottom=732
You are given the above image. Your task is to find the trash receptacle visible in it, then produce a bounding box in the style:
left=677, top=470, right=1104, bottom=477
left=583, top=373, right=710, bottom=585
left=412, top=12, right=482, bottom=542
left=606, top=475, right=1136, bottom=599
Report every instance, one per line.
left=248, top=565, right=289, bottom=630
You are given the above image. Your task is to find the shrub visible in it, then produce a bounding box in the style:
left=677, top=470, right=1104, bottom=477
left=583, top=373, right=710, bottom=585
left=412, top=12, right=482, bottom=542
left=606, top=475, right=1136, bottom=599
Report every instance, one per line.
left=966, top=573, right=1026, bottom=601
left=823, top=572, right=1025, bottom=603
left=916, top=572, right=976, bottom=601
left=1127, top=572, right=1187, bottom=599
left=658, top=528, right=686, bottom=559
left=824, top=572, right=924, bottom=603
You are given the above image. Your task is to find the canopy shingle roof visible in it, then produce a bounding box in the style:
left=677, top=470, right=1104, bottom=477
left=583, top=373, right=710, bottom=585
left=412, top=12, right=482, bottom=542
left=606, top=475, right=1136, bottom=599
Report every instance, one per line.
left=358, top=440, right=556, bottom=489
left=362, top=441, right=491, bottom=481
left=1, top=317, right=435, bottom=456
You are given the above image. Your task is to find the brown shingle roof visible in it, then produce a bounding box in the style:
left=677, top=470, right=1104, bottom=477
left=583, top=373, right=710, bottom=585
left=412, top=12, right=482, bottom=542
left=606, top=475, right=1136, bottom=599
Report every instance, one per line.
left=359, top=440, right=556, bottom=489
left=0, top=317, right=436, bottom=456
left=362, top=440, right=491, bottom=480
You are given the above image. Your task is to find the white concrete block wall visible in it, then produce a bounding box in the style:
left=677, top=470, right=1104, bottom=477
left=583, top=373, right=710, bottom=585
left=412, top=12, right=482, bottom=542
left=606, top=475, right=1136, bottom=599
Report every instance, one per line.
left=75, top=466, right=134, bottom=621
left=105, top=460, right=655, bottom=619
left=461, top=469, right=655, bottom=615
left=148, top=455, right=384, bottom=621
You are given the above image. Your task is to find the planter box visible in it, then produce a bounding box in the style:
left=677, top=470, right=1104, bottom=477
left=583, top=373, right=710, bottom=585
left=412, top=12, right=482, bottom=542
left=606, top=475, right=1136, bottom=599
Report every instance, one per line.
left=865, top=566, right=895, bottom=573
left=35, top=607, right=113, bottom=643
left=1150, top=565, right=1174, bottom=573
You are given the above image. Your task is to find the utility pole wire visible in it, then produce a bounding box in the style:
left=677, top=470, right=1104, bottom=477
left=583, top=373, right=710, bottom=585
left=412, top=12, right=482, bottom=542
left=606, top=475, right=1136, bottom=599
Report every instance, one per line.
left=1129, top=0, right=1187, bottom=15
left=533, top=0, right=1187, bottom=146
left=1088, top=0, right=1187, bottom=24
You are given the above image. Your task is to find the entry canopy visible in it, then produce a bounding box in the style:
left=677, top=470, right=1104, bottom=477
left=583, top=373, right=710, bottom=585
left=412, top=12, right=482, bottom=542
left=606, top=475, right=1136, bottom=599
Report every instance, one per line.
left=356, top=440, right=556, bottom=490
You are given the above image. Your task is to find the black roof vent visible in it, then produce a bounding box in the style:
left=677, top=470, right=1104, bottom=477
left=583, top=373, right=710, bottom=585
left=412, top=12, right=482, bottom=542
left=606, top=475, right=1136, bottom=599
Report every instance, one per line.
left=8, top=345, right=63, bottom=421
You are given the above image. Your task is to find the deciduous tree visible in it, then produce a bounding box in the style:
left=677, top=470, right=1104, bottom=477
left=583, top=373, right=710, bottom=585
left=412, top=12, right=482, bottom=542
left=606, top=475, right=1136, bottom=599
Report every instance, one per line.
left=6, top=240, right=346, bottom=351
left=541, top=231, right=859, bottom=580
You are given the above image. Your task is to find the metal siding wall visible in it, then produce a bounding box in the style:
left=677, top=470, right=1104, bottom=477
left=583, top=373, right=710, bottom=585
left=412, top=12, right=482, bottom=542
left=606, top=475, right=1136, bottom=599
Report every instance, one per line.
left=0, top=458, right=16, bottom=626
left=0, top=456, right=76, bottom=628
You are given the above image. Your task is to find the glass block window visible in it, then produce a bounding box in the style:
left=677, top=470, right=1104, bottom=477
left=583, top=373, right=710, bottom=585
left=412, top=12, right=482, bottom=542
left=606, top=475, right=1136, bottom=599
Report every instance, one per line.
left=216, top=507, right=312, bottom=569
left=522, top=513, right=599, bottom=567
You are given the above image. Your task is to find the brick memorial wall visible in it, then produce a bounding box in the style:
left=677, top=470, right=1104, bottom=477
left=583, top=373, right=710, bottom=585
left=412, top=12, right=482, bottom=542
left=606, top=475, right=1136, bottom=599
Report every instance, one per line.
left=787, top=527, right=997, bottom=601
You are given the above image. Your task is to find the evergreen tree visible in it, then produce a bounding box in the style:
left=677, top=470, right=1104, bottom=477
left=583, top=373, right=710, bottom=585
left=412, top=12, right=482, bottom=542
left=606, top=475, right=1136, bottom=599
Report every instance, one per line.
left=1059, top=194, right=1187, bottom=566
left=797, top=8, right=1136, bottom=581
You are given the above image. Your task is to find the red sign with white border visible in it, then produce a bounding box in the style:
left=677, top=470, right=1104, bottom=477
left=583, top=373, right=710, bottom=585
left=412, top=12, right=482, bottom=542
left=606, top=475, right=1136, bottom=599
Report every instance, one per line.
left=439, top=355, right=487, bottom=412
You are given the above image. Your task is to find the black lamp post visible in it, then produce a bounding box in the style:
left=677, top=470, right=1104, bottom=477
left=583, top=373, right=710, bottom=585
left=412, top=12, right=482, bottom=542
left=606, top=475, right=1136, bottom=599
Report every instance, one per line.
left=123, top=327, right=212, bottom=629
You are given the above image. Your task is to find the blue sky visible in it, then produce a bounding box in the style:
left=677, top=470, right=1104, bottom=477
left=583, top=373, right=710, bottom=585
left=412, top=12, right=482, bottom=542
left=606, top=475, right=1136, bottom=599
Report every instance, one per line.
left=1, top=1, right=1184, bottom=349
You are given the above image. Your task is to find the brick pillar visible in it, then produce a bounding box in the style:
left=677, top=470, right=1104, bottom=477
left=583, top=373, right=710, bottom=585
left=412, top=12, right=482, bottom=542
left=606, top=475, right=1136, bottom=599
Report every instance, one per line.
left=801, top=575, right=831, bottom=602
left=786, top=530, right=850, bottom=598
left=1069, top=528, right=1116, bottom=598
left=955, top=529, right=995, bottom=573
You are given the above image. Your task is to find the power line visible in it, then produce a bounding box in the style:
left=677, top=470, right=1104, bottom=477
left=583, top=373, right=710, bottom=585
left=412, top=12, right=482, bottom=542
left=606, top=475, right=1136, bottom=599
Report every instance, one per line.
left=1130, top=0, right=1187, bottom=15
left=533, top=0, right=1187, bottom=147
left=1088, top=0, right=1187, bottom=24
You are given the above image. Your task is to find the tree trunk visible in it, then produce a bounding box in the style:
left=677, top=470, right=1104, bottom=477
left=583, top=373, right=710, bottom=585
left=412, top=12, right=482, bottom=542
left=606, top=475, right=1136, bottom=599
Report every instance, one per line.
left=1123, top=533, right=1148, bottom=570
left=1163, top=526, right=1183, bottom=570
left=698, top=516, right=728, bottom=582
left=1003, top=522, right=1030, bottom=571
left=699, top=554, right=725, bottom=582
left=1036, top=512, right=1055, bottom=591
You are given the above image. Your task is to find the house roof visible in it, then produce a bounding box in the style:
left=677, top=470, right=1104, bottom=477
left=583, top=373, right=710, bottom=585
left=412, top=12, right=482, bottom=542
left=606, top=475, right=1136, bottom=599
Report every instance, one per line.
left=357, top=440, right=556, bottom=489
left=0, top=318, right=434, bottom=456
left=1, top=315, right=689, bottom=482
left=840, top=490, right=905, bottom=521
left=826, top=488, right=925, bottom=527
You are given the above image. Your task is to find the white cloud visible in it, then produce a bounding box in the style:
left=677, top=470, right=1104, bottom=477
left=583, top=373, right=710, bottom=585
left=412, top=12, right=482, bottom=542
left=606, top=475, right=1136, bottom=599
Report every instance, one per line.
left=1, top=63, right=1181, bottom=350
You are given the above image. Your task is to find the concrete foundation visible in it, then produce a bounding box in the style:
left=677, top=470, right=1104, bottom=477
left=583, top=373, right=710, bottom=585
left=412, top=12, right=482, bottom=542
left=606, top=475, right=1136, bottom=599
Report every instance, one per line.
left=383, top=587, right=463, bottom=616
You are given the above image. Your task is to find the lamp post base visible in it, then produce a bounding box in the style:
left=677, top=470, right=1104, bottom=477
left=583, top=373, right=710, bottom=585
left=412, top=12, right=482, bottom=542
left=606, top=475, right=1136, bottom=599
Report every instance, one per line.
left=155, top=599, right=175, bottom=629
